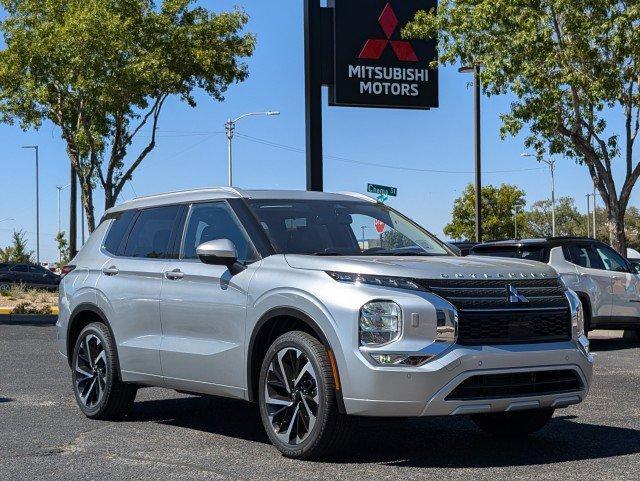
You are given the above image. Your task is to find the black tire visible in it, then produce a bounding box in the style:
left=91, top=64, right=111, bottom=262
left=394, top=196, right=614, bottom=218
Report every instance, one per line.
left=71, top=322, right=137, bottom=420
left=471, top=408, right=555, bottom=437
left=258, top=331, right=353, bottom=460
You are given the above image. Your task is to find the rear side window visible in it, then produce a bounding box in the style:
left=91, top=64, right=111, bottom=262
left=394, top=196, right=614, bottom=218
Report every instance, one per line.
left=11, top=265, right=28, bottom=272
left=123, top=206, right=181, bottom=259
left=104, top=210, right=136, bottom=255
left=472, top=246, right=548, bottom=262
left=566, top=245, right=605, bottom=270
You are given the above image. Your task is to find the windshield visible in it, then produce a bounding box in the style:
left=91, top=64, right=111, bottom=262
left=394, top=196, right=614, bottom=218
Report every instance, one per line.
left=246, top=199, right=451, bottom=256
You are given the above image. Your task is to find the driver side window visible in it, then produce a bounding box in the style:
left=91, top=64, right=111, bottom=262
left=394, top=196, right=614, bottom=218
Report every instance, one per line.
left=181, top=202, right=257, bottom=263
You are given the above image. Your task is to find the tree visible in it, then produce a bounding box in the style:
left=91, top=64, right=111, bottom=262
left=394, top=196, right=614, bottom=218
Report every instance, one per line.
left=524, top=197, right=586, bottom=238
left=405, top=1, right=640, bottom=254
left=0, top=230, right=33, bottom=263
left=445, top=183, right=526, bottom=241
left=55, top=231, right=70, bottom=268
left=0, top=0, right=255, bottom=231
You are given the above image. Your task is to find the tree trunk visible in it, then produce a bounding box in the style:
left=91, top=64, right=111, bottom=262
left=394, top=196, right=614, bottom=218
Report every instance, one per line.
left=606, top=200, right=627, bottom=255
left=78, top=176, right=96, bottom=233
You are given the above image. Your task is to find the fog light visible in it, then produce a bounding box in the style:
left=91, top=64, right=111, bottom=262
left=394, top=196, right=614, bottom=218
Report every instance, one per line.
left=370, top=353, right=433, bottom=366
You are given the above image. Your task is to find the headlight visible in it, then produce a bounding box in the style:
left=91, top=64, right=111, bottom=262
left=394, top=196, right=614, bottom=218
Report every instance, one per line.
left=565, top=289, right=585, bottom=338
left=326, top=271, right=424, bottom=291
left=359, top=301, right=402, bottom=346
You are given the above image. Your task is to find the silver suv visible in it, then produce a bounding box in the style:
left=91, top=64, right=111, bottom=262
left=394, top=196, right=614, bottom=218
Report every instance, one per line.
left=471, top=238, right=640, bottom=335
left=58, top=189, right=593, bottom=459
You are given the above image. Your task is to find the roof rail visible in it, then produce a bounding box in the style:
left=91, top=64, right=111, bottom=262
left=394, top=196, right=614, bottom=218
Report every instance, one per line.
left=121, top=186, right=245, bottom=205
left=336, top=191, right=378, bottom=203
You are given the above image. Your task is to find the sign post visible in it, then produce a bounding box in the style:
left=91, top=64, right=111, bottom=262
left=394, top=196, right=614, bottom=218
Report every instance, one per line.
left=304, top=0, right=439, bottom=191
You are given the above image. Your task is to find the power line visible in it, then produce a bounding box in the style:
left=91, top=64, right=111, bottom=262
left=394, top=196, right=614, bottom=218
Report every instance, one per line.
left=233, top=133, right=547, bottom=175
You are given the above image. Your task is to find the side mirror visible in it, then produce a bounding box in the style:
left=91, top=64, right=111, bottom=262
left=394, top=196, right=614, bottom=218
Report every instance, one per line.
left=196, top=239, right=238, bottom=267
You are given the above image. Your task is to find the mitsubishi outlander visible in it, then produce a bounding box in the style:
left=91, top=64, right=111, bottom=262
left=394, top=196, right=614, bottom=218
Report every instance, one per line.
left=57, top=188, right=593, bottom=459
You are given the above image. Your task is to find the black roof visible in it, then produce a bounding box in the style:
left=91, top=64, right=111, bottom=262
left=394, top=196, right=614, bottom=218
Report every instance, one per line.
left=472, top=237, right=604, bottom=251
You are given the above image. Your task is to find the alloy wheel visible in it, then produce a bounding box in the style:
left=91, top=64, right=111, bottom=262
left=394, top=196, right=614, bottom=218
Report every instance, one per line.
left=74, top=334, right=107, bottom=408
left=264, top=347, right=319, bottom=445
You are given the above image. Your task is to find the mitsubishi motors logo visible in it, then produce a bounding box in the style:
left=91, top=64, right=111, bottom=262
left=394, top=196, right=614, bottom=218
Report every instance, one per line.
left=359, top=3, right=418, bottom=62
left=331, top=0, right=439, bottom=109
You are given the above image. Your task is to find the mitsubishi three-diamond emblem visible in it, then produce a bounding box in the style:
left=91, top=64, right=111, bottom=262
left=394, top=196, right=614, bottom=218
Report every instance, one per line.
left=507, top=285, right=529, bottom=304
left=359, top=3, right=418, bottom=62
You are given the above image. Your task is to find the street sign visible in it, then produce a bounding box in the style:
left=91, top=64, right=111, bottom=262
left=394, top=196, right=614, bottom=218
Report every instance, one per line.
left=374, top=219, right=387, bottom=234
left=367, top=183, right=398, bottom=197
left=331, top=0, right=439, bottom=109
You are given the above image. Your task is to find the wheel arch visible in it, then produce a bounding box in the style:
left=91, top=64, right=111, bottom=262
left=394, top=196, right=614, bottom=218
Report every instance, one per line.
left=574, top=291, right=593, bottom=331
left=247, top=307, right=345, bottom=412
left=67, top=303, right=123, bottom=378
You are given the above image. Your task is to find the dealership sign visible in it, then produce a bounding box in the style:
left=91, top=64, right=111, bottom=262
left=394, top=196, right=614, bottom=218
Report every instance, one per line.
left=330, top=0, right=438, bottom=109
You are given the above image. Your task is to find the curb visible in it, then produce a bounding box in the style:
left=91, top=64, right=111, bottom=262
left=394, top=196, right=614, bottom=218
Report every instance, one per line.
left=0, top=306, right=59, bottom=315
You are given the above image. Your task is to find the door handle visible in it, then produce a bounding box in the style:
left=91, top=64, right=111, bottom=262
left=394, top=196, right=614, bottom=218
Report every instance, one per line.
left=165, top=269, right=184, bottom=280
left=102, top=266, right=119, bottom=276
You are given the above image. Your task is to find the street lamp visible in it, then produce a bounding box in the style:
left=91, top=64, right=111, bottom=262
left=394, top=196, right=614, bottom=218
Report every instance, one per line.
left=360, top=225, right=369, bottom=249
left=21, top=145, right=40, bottom=264
left=522, top=153, right=557, bottom=237
left=225, top=111, right=280, bottom=186
left=459, top=64, right=482, bottom=242
left=514, top=205, right=523, bottom=239
left=56, top=184, right=71, bottom=263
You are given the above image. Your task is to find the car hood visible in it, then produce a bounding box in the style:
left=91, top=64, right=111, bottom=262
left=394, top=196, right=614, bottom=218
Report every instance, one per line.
left=284, top=254, right=557, bottom=279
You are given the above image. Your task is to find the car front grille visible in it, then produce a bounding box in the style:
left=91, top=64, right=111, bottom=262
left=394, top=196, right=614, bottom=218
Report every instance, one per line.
left=445, top=370, right=583, bottom=401
left=415, top=278, right=572, bottom=344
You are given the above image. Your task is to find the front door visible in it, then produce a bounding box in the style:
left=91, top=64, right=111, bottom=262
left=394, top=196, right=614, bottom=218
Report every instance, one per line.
left=160, top=201, right=260, bottom=399
left=594, top=244, right=640, bottom=322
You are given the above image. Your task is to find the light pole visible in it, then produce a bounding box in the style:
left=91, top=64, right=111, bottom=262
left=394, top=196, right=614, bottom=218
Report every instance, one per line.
left=21, top=145, right=40, bottom=264
left=514, top=205, right=523, bottom=239
left=459, top=65, right=483, bottom=243
left=360, top=226, right=369, bottom=250
left=592, top=183, right=597, bottom=239
left=586, top=194, right=592, bottom=238
left=225, top=111, right=280, bottom=186
left=522, top=153, right=557, bottom=237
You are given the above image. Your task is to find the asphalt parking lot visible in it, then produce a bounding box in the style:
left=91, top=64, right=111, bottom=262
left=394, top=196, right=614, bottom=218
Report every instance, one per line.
left=1, top=324, right=639, bottom=480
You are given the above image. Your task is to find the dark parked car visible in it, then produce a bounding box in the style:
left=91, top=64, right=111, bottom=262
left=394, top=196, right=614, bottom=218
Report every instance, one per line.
left=449, top=241, right=479, bottom=256
left=0, top=263, right=61, bottom=290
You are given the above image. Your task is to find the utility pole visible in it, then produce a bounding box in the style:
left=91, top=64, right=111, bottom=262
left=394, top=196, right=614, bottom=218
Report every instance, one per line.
left=56, top=184, right=70, bottom=264
left=21, top=146, right=40, bottom=264
left=592, top=183, right=597, bottom=239
left=514, top=205, right=522, bottom=239
left=225, top=111, right=280, bottom=186
left=361, top=226, right=368, bottom=250
left=586, top=194, right=592, bottom=238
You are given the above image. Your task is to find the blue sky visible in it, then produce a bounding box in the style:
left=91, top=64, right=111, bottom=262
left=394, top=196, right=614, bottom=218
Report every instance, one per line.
left=0, top=1, right=632, bottom=262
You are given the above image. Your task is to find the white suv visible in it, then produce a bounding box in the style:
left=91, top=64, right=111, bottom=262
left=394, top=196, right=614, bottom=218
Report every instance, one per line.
left=472, top=237, right=640, bottom=335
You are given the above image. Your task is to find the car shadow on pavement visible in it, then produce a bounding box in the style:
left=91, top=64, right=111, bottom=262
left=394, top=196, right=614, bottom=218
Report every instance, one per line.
left=126, top=396, right=640, bottom=467
left=0, top=397, right=13, bottom=403
left=590, top=337, right=640, bottom=352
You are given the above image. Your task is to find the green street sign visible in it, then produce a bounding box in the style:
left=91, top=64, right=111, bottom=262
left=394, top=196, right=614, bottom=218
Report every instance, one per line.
left=367, top=183, right=398, bottom=197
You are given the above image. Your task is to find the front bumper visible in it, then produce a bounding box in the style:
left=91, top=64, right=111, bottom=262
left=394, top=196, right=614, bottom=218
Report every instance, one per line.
left=341, top=338, right=594, bottom=417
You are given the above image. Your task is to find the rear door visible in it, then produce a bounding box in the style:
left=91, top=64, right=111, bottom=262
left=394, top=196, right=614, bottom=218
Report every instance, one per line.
left=159, top=201, right=260, bottom=398
left=565, top=244, right=613, bottom=320
left=96, top=205, right=183, bottom=382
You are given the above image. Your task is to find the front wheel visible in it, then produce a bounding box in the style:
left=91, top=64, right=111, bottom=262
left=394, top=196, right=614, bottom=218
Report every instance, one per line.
left=71, top=322, right=137, bottom=420
left=471, top=408, right=555, bottom=437
left=258, top=331, right=353, bottom=459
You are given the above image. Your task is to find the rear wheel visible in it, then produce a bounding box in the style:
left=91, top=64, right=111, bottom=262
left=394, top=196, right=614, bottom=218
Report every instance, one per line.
left=71, top=322, right=137, bottom=420
left=258, top=331, right=353, bottom=459
left=471, top=408, right=555, bottom=437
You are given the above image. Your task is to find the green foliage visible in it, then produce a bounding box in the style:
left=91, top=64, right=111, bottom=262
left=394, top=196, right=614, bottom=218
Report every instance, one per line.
left=55, top=231, right=70, bottom=268
left=381, top=229, right=415, bottom=249
left=523, top=197, right=586, bottom=238
left=0, top=0, right=255, bottom=230
left=405, top=1, right=640, bottom=252
left=444, top=183, right=526, bottom=241
left=0, top=230, right=33, bottom=263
